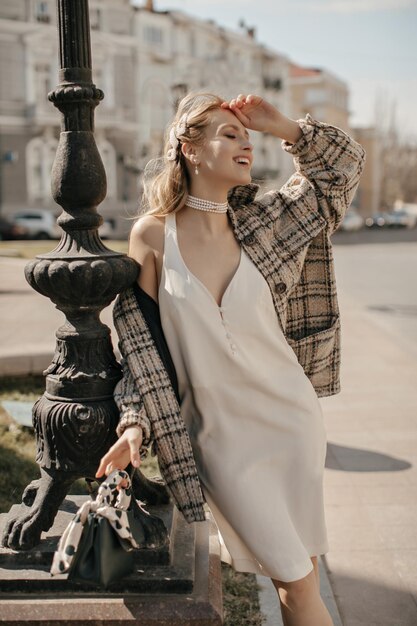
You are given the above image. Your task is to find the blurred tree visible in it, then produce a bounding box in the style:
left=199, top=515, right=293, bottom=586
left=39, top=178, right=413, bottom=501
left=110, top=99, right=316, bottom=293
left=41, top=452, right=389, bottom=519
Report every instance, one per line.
left=377, top=93, right=417, bottom=207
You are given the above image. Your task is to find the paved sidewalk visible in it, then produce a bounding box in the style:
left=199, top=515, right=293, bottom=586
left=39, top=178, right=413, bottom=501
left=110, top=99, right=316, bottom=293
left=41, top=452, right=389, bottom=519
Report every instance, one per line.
left=0, top=257, right=117, bottom=375
left=1, top=256, right=417, bottom=625
left=319, top=289, right=417, bottom=626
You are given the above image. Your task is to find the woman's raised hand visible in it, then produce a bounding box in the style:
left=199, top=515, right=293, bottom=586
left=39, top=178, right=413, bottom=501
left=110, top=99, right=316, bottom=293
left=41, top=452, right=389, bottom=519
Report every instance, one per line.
left=95, top=425, right=143, bottom=483
left=221, top=94, right=282, bottom=134
left=222, top=94, right=303, bottom=144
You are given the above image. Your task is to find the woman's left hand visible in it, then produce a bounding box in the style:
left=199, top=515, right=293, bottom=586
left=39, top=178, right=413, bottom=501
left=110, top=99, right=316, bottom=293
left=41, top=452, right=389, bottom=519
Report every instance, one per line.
left=222, top=94, right=303, bottom=144
left=221, top=94, right=282, bottom=134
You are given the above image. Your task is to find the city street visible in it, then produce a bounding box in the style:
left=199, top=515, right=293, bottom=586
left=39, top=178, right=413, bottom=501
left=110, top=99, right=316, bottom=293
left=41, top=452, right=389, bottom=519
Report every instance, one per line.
left=333, top=227, right=417, bottom=357
left=1, top=227, right=417, bottom=625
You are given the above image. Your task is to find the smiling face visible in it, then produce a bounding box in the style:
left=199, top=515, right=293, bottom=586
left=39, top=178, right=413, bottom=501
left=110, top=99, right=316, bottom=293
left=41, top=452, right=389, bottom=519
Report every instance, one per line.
left=182, top=108, right=254, bottom=190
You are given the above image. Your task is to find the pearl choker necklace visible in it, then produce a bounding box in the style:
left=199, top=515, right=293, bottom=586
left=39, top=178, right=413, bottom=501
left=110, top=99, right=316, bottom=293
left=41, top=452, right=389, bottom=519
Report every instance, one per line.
left=186, top=194, right=229, bottom=213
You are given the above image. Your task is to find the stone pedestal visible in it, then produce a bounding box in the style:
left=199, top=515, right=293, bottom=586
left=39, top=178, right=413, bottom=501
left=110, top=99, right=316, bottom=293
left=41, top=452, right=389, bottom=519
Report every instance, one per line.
left=0, top=497, right=223, bottom=625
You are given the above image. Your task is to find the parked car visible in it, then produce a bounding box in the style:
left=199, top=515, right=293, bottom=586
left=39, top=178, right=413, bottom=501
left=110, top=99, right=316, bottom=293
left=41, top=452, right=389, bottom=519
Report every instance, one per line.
left=0, top=215, right=29, bottom=240
left=393, top=201, right=417, bottom=216
left=339, top=207, right=365, bottom=231
left=99, top=218, right=116, bottom=240
left=384, top=209, right=417, bottom=229
left=365, top=212, right=388, bottom=228
left=11, top=209, right=61, bottom=240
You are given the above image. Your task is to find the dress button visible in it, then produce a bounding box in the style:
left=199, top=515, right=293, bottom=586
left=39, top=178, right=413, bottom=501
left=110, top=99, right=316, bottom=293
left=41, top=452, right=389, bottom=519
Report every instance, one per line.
left=275, top=281, right=287, bottom=294
left=243, top=233, right=256, bottom=246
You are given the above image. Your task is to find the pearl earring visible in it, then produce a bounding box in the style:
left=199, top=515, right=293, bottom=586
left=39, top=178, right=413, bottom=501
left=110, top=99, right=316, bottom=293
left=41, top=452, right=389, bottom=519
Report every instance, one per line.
left=194, top=160, right=199, bottom=175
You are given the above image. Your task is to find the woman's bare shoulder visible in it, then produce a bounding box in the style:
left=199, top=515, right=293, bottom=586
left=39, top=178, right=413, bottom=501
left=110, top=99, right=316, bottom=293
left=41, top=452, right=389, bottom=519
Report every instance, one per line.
left=129, top=214, right=165, bottom=258
left=128, top=214, right=167, bottom=303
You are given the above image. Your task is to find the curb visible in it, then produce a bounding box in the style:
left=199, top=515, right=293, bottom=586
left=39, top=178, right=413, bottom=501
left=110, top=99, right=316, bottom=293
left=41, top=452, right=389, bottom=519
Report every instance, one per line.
left=0, top=350, right=53, bottom=377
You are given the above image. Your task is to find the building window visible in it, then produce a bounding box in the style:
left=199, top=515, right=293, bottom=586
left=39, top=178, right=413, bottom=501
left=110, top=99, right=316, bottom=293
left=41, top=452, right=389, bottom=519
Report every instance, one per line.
left=144, top=26, right=163, bottom=45
left=335, top=90, right=347, bottom=109
left=263, top=77, right=282, bottom=91
left=26, top=136, right=58, bottom=202
left=97, top=140, right=117, bottom=199
left=35, top=2, right=51, bottom=24
left=34, top=62, right=52, bottom=104
left=0, top=1, right=23, bottom=20
left=305, top=88, right=326, bottom=106
left=90, top=8, right=101, bottom=31
left=189, top=32, right=196, bottom=56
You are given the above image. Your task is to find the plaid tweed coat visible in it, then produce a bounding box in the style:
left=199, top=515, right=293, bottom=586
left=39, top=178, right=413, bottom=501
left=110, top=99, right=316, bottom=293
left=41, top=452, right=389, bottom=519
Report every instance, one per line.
left=112, top=113, right=366, bottom=523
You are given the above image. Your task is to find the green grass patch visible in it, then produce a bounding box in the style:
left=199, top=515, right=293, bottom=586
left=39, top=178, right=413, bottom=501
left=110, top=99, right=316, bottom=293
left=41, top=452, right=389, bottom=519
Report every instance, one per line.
left=0, top=375, right=45, bottom=401
left=0, top=376, right=160, bottom=511
left=0, top=406, right=96, bottom=510
left=0, top=404, right=40, bottom=511
left=222, top=563, right=266, bottom=625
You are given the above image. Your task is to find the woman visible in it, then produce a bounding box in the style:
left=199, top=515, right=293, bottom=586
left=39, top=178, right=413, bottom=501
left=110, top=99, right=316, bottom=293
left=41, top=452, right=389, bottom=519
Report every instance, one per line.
left=96, top=92, right=366, bottom=625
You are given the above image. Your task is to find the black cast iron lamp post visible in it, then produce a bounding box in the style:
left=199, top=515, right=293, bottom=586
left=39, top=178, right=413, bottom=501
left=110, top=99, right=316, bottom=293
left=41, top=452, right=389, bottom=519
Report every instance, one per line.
left=1, top=0, right=167, bottom=551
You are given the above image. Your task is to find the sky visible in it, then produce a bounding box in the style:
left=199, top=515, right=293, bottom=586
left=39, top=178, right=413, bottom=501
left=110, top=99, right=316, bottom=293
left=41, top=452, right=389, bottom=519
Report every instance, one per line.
left=137, top=0, right=417, bottom=141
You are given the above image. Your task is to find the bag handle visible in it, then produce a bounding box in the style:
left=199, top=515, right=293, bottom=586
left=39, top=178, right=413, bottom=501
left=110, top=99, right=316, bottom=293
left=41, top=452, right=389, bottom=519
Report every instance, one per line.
left=50, top=470, right=139, bottom=578
left=96, top=469, right=132, bottom=510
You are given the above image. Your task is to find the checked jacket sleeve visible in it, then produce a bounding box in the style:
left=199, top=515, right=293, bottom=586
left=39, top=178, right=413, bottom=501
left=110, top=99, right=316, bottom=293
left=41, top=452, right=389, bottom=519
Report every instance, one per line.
left=273, top=113, right=366, bottom=235
left=114, top=355, right=153, bottom=459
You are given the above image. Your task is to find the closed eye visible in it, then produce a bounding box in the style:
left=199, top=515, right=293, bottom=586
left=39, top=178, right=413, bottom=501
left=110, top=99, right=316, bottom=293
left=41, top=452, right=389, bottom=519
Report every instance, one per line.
left=225, top=134, right=236, bottom=139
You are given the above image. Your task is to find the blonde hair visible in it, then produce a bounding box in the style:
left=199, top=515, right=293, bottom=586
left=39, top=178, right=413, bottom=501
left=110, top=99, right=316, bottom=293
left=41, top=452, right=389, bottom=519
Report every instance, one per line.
left=139, top=91, right=224, bottom=218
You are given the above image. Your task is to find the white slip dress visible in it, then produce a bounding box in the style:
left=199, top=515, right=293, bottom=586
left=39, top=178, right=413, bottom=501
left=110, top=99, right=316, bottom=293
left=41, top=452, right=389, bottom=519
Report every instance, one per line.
left=158, top=211, right=329, bottom=582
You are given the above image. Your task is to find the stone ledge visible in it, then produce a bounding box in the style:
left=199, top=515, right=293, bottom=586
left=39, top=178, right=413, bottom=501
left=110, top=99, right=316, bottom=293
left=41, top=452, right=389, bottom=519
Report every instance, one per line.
left=0, top=507, right=223, bottom=625
left=0, top=497, right=196, bottom=594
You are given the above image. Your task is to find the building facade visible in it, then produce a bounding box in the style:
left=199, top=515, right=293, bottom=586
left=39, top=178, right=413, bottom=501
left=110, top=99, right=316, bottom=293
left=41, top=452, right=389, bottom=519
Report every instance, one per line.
left=288, top=62, right=382, bottom=214
left=133, top=4, right=294, bottom=193
left=288, top=63, right=350, bottom=132
left=0, top=0, right=140, bottom=226
left=1, top=1, right=371, bottom=229
left=0, top=0, right=297, bottom=226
